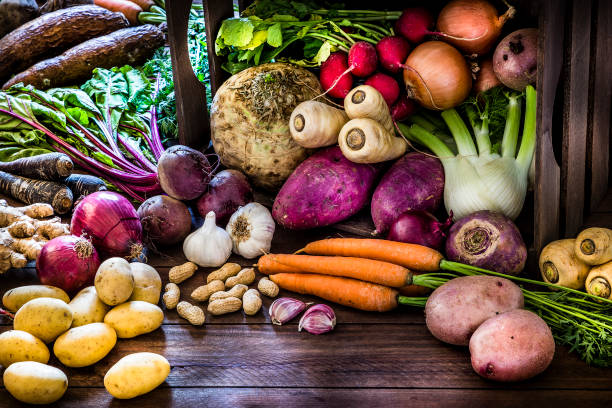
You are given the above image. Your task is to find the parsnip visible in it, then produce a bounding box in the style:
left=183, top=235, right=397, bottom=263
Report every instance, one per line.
left=539, top=239, right=590, bottom=289
left=575, top=228, right=612, bottom=266
left=289, top=101, right=348, bottom=148
left=344, top=85, right=394, bottom=135
left=586, top=261, right=612, bottom=299
left=338, top=118, right=407, bottom=163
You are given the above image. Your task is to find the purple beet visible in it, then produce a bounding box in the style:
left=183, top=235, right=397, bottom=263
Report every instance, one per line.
left=196, top=169, right=253, bottom=226
left=387, top=210, right=452, bottom=251
left=371, top=152, right=444, bottom=235
left=445, top=210, right=527, bottom=275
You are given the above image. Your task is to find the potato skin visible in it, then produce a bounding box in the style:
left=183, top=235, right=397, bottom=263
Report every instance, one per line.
left=128, top=263, right=162, bottom=304
left=13, top=297, right=73, bottom=343
left=104, top=301, right=163, bottom=338
left=104, top=352, right=170, bottom=399
left=53, top=323, right=117, bottom=367
left=425, top=276, right=524, bottom=345
left=2, top=285, right=69, bottom=312
left=3, top=361, right=68, bottom=404
left=469, top=309, right=555, bottom=382
left=69, top=286, right=110, bottom=327
left=95, top=257, right=134, bottom=306
left=0, top=330, right=50, bottom=368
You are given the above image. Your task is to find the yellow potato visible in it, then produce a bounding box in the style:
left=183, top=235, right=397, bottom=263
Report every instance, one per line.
left=104, top=301, right=163, bottom=338
left=13, top=298, right=72, bottom=343
left=53, top=323, right=117, bottom=368
left=2, top=285, right=69, bottom=312
left=0, top=330, right=50, bottom=368
left=3, top=361, right=68, bottom=404
left=129, top=263, right=162, bottom=304
left=95, top=257, right=134, bottom=306
left=104, top=352, right=170, bottom=399
left=69, top=286, right=110, bottom=327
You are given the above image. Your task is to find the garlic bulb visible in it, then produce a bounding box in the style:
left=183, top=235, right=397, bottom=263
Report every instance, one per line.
left=183, top=211, right=232, bottom=267
left=226, top=202, right=275, bottom=259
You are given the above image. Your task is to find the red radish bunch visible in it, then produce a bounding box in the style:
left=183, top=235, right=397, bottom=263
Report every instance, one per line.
left=365, top=73, right=400, bottom=106
left=320, top=52, right=353, bottom=98
left=376, top=36, right=411, bottom=73
left=395, top=7, right=436, bottom=44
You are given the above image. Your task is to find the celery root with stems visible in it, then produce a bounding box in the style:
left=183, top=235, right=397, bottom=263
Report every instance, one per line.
left=399, top=85, right=536, bottom=220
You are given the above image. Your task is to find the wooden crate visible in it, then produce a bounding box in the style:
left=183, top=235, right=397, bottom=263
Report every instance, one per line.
left=164, top=0, right=611, bottom=255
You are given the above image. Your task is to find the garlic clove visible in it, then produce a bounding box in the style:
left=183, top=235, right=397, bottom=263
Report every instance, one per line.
left=269, top=297, right=308, bottom=325
left=298, top=304, right=336, bottom=335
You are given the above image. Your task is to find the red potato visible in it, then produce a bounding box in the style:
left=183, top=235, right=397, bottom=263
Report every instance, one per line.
left=425, top=276, right=524, bottom=346
left=469, top=309, right=555, bottom=382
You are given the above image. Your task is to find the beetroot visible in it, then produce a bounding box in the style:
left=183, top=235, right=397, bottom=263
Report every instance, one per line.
left=320, top=52, right=353, bottom=98
left=445, top=210, right=527, bottom=275
left=348, top=41, right=378, bottom=77
left=137, top=195, right=192, bottom=246
left=395, top=7, right=435, bottom=44
left=371, top=152, right=444, bottom=234
left=391, top=94, right=416, bottom=121
left=157, top=145, right=213, bottom=201
left=273, top=146, right=380, bottom=230
left=493, top=28, right=538, bottom=91
left=365, top=72, right=400, bottom=107
left=387, top=210, right=452, bottom=251
left=376, top=36, right=410, bottom=73
left=196, top=169, right=253, bottom=226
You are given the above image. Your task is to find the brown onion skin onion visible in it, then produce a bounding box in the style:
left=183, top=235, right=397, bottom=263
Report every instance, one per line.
left=436, top=0, right=514, bottom=55
left=473, top=59, right=501, bottom=94
left=403, top=41, right=472, bottom=110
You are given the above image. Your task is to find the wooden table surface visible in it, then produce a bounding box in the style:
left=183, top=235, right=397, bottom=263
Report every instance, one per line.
left=1, top=198, right=612, bottom=407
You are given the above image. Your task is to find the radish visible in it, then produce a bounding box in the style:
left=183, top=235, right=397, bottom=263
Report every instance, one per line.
left=376, top=36, right=411, bottom=74
left=395, top=7, right=436, bottom=44
left=347, top=41, right=378, bottom=77
left=391, top=94, right=416, bottom=122
left=365, top=73, right=400, bottom=107
left=320, top=52, right=353, bottom=98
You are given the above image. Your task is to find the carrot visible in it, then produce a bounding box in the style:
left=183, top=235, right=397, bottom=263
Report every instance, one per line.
left=94, top=0, right=142, bottom=25
left=0, top=153, right=73, bottom=181
left=256, top=254, right=301, bottom=274
left=126, top=0, right=153, bottom=11
left=300, top=238, right=444, bottom=272
left=398, top=283, right=431, bottom=297
left=259, top=254, right=414, bottom=288
left=0, top=171, right=73, bottom=214
left=269, top=273, right=399, bottom=312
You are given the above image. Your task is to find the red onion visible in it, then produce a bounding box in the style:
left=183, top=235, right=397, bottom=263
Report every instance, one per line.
left=387, top=210, right=452, bottom=251
left=36, top=235, right=100, bottom=294
left=71, top=191, right=145, bottom=260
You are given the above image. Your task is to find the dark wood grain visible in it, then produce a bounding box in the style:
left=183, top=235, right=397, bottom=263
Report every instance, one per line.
left=534, top=0, right=565, bottom=251
left=202, top=0, right=234, bottom=96
left=166, top=0, right=210, bottom=149
left=588, top=0, right=612, bottom=212
left=560, top=0, right=591, bottom=236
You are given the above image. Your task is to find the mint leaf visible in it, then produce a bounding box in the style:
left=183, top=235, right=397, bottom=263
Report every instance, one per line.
left=267, top=23, right=282, bottom=47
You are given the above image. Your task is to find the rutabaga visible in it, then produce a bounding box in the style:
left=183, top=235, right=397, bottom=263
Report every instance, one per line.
left=399, top=85, right=536, bottom=220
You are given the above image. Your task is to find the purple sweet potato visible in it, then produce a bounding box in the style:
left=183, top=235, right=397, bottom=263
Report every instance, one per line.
left=272, top=146, right=379, bottom=230
left=371, top=152, right=444, bottom=234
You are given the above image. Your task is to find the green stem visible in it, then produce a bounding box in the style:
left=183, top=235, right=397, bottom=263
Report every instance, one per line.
left=398, top=123, right=454, bottom=159
left=441, top=109, right=477, bottom=157
left=516, top=85, right=537, bottom=171
left=398, top=296, right=428, bottom=307
left=306, top=33, right=350, bottom=51
left=465, top=105, right=491, bottom=156
left=329, top=21, right=356, bottom=45
left=355, top=22, right=392, bottom=36
left=346, top=33, right=378, bottom=44
left=501, top=94, right=522, bottom=158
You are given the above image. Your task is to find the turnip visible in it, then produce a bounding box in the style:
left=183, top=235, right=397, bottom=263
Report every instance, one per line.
left=370, top=152, right=444, bottom=234
left=289, top=101, right=348, bottom=148
left=376, top=36, right=410, bottom=74
left=137, top=195, right=192, bottom=246
left=391, top=94, right=416, bottom=122
left=196, top=169, right=253, bottom=226
left=156, top=145, right=212, bottom=201
left=319, top=52, right=353, bottom=99
left=365, top=72, right=400, bottom=107
left=493, top=28, right=538, bottom=91
left=445, top=210, right=527, bottom=275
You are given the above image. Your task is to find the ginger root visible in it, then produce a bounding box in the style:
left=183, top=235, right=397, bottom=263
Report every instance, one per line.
left=0, top=200, right=69, bottom=274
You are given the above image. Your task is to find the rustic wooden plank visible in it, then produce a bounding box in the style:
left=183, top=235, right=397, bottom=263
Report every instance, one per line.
left=1, top=324, right=610, bottom=390
left=3, top=387, right=612, bottom=408
left=534, top=0, right=565, bottom=250
left=166, top=0, right=210, bottom=149
left=561, top=0, right=592, bottom=236
left=591, top=189, right=612, bottom=213
left=588, top=0, right=612, bottom=212
left=203, top=0, right=234, bottom=96
left=583, top=212, right=612, bottom=229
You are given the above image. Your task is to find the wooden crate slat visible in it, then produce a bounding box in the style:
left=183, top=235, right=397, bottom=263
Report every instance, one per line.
left=589, top=0, right=612, bottom=212
left=166, top=0, right=210, bottom=149
left=203, top=0, right=234, bottom=96
left=561, top=0, right=592, bottom=236
left=534, top=0, right=565, bottom=251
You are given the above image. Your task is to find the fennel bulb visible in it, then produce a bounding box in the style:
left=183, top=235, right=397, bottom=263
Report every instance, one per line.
left=399, top=85, right=537, bottom=220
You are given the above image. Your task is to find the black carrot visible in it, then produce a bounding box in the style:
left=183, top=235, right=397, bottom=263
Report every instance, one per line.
left=0, top=170, right=73, bottom=214
left=0, top=153, right=73, bottom=181
left=63, top=174, right=107, bottom=198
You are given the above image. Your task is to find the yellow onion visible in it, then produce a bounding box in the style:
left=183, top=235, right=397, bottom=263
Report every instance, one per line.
left=473, top=58, right=501, bottom=95
left=403, top=41, right=472, bottom=110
